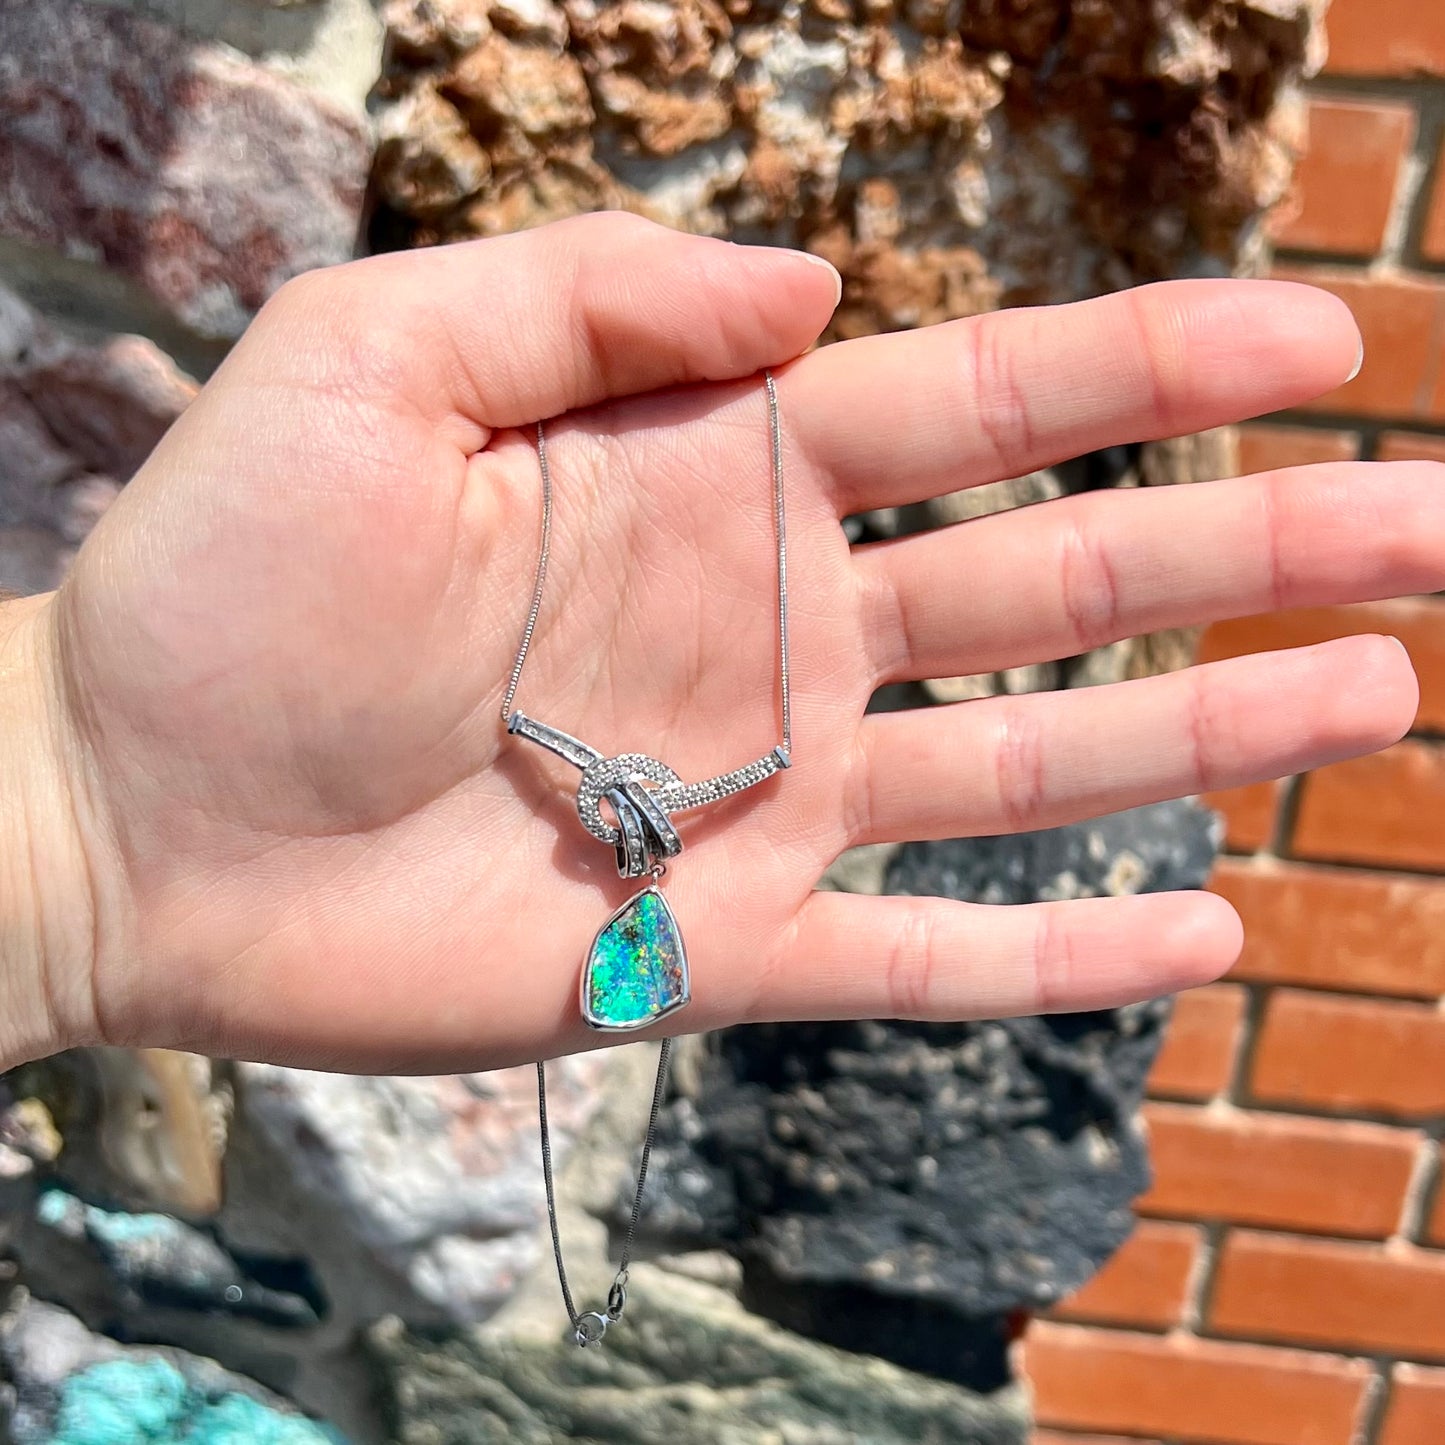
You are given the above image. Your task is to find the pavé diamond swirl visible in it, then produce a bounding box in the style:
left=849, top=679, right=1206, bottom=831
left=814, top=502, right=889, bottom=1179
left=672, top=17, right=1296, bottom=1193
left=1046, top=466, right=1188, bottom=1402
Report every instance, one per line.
left=575, top=753, right=680, bottom=846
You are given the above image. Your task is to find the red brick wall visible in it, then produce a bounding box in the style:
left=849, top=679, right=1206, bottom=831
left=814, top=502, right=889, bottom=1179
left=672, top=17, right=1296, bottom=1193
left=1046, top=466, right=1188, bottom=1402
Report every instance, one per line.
left=1021, top=4, right=1445, bottom=1442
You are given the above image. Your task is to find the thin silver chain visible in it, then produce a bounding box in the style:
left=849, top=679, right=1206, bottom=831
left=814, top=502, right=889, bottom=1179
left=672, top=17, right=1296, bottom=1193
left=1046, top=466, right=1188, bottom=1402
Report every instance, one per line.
left=768, top=369, right=792, bottom=754
left=500, top=369, right=790, bottom=741
left=535, top=1037, right=672, bottom=1336
left=507, top=371, right=790, bottom=1345
left=498, top=403, right=554, bottom=723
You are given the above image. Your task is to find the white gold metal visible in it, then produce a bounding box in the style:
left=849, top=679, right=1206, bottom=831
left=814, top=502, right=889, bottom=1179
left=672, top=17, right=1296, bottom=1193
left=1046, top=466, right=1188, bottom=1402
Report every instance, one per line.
left=616, top=779, right=682, bottom=860
left=574, top=750, right=680, bottom=847
left=506, top=714, right=790, bottom=869
left=609, top=787, right=648, bottom=878
left=505, top=712, right=603, bottom=770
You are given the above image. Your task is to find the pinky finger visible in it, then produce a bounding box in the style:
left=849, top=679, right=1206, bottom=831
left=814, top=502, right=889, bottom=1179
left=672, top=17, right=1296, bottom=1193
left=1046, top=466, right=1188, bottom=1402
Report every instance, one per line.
left=748, top=889, right=1243, bottom=1022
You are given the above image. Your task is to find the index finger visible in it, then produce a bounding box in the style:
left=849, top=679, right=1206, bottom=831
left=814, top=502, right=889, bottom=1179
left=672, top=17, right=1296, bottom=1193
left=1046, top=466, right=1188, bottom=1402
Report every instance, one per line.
left=782, top=279, right=1362, bottom=515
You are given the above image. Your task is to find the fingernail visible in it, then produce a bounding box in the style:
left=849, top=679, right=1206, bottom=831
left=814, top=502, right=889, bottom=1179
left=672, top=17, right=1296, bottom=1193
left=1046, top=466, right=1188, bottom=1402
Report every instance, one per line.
left=1347, top=337, right=1365, bottom=382
left=733, top=241, right=843, bottom=309
left=795, top=250, right=843, bottom=309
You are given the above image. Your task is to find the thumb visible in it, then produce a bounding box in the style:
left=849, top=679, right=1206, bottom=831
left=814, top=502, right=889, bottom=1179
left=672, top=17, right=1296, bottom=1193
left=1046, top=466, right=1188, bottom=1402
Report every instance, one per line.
left=225, top=211, right=842, bottom=431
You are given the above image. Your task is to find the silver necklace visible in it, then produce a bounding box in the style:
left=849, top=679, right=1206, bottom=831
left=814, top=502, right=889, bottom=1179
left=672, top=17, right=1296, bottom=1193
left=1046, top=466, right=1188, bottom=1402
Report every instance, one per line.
left=500, top=370, right=793, bottom=1347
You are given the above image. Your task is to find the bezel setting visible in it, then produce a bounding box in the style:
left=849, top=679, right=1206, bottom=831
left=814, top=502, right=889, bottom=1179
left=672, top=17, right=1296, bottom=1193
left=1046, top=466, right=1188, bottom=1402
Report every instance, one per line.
left=580, top=885, right=692, bottom=1032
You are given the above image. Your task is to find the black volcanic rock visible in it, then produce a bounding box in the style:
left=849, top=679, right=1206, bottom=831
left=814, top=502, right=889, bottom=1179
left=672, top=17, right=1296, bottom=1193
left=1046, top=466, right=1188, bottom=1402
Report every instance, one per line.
left=629, top=801, right=1220, bottom=1380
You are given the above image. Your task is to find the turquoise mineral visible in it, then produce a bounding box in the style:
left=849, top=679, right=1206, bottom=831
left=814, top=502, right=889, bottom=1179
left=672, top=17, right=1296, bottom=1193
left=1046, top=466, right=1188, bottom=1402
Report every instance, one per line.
left=583, top=887, right=689, bottom=1029
left=53, top=1357, right=344, bottom=1445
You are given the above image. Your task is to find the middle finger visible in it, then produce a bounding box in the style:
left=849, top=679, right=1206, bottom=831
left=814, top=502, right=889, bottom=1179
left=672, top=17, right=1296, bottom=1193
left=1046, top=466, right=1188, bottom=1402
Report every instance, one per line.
left=853, top=460, right=1445, bottom=685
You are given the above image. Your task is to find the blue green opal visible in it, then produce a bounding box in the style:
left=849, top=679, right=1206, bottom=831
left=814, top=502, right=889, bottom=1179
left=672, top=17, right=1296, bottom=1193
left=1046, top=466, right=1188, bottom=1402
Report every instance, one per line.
left=583, top=888, right=689, bottom=1029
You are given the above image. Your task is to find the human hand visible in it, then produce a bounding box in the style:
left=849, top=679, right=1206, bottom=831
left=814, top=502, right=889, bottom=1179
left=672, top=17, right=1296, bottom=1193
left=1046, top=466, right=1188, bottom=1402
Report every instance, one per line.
left=3, top=212, right=1436, bottom=1074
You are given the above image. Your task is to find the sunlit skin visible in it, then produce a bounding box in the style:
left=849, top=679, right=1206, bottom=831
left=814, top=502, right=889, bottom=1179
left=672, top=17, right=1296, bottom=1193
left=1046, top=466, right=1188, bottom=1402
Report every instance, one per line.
left=0, top=211, right=1438, bottom=1075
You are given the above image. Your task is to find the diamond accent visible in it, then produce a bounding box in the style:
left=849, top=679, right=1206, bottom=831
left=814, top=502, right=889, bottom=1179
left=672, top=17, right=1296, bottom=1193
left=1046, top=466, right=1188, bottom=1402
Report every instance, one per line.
left=655, top=752, right=783, bottom=813
left=576, top=750, right=785, bottom=846
left=576, top=753, right=680, bottom=847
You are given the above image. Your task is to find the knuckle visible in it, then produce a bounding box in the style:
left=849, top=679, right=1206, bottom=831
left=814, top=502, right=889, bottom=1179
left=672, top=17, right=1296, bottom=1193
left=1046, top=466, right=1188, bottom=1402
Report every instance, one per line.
left=1031, top=907, right=1074, bottom=1015
left=1059, top=515, right=1123, bottom=653
left=1258, top=478, right=1287, bottom=612
left=963, top=313, right=1035, bottom=477
left=841, top=728, right=878, bottom=846
left=886, top=905, right=942, bottom=1017
left=564, top=208, right=661, bottom=251
left=993, top=700, right=1047, bottom=833
left=1184, top=666, right=1232, bottom=792
left=859, top=555, right=914, bottom=685
left=1121, top=286, right=1182, bottom=429
left=265, top=263, right=340, bottom=320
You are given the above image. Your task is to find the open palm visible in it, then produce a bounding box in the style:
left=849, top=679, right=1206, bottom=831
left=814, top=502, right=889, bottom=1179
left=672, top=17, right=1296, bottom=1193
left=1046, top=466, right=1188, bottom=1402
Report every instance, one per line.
left=32, top=213, right=1439, bottom=1075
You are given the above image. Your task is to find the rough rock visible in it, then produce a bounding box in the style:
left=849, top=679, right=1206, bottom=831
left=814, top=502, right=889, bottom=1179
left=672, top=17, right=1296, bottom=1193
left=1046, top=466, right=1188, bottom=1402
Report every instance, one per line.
left=0, top=1060, right=609, bottom=1436
left=372, top=0, right=1325, bottom=321
left=0, top=1295, right=342, bottom=1444
left=0, top=283, right=195, bottom=593
left=0, top=0, right=370, bottom=341
left=632, top=801, right=1220, bottom=1381
left=219, top=1060, right=610, bottom=1328
left=15, top=1185, right=319, bottom=1332
left=368, top=1261, right=1029, bottom=1444
left=84, top=0, right=386, bottom=117
left=13, top=1048, right=229, bottom=1222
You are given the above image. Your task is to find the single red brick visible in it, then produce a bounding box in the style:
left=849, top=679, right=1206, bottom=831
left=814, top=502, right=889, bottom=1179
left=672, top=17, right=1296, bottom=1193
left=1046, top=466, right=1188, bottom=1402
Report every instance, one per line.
left=1252, top=990, right=1445, bottom=1119
left=1271, top=267, right=1445, bottom=420
left=1272, top=98, right=1414, bottom=256
left=1049, top=1221, right=1201, bottom=1330
left=1324, top=0, right=1445, bottom=77
left=1211, top=1232, right=1445, bottom=1362
left=1199, top=598, right=1445, bottom=732
left=1023, top=1321, right=1371, bottom=1445
left=1148, top=984, right=1247, bottom=1101
left=1204, top=781, right=1281, bottom=853
left=1381, top=1365, right=1445, bottom=1445
left=1212, top=858, right=1445, bottom=999
left=1377, top=432, right=1445, bottom=465
left=1237, top=424, right=1360, bottom=474
left=1139, top=1101, right=1418, bottom=1237
left=1293, top=741, right=1445, bottom=872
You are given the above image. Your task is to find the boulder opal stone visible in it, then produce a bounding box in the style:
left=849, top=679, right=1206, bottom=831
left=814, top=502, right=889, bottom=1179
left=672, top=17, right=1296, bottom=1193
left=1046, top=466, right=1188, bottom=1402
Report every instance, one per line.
left=583, top=888, right=688, bottom=1030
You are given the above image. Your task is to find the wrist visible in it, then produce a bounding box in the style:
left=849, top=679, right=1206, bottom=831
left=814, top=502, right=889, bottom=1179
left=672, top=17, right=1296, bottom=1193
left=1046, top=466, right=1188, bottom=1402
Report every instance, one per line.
left=0, top=594, right=100, bottom=1067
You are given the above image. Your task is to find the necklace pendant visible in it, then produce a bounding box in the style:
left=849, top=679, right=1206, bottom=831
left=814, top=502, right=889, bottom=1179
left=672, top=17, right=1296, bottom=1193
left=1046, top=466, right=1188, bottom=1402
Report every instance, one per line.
left=581, top=885, right=690, bottom=1031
